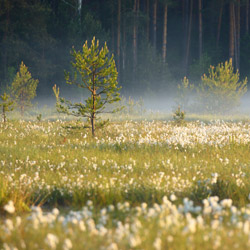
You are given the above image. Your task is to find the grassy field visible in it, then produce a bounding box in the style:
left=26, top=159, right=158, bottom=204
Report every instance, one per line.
left=0, top=119, right=250, bottom=249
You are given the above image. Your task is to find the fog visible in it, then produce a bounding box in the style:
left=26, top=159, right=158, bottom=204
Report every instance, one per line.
left=34, top=84, right=250, bottom=121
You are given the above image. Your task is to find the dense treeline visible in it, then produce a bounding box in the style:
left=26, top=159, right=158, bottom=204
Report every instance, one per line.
left=0, top=0, right=250, bottom=98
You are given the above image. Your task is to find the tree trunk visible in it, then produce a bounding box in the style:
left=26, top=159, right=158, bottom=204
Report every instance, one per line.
left=117, top=0, right=121, bottom=79
left=3, top=106, right=6, bottom=123
left=122, top=1, right=126, bottom=72
left=162, top=4, right=168, bottom=63
left=2, top=0, right=10, bottom=88
left=78, top=0, right=82, bottom=18
left=111, top=0, right=115, bottom=52
left=91, top=72, right=96, bottom=137
left=146, top=0, right=150, bottom=41
left=236, top=0, right=240, bottom=71
left=216, top=0, right=224, bottom=48
left=133, top=0, right=138, bottom=78
left=198, top=0, right=202, bottom=60
left=247, top=0, right=249, bottom=34
left=229, top=2, right=235, bottom=64
left=91, top=116, right=95, bottom=137
left=153, top=0, right=157, bottom=51
left=91, top=92, right=96, bottom=137
left=184, top=0, right=193, bottom=75
left=182, top=0, right=189, bottom=74
left=20, top=91, right=24, bottom=117
left=233, top=3, right=238, bottom=70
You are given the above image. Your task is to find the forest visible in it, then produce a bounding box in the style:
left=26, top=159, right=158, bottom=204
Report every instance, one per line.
left=0, top=0, right=250, bottom=98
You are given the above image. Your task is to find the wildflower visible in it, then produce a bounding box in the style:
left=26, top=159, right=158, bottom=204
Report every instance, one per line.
left=15, top=216, right=22, bottom=227
left=128, top=234, right=141, bottom=248
left=4, top=201, right=15, bottom=214
left=220, top=199, right=233, bottom=208
left=106, top=243, right=118, bottom=250
left=167, top=235, right=174, bottom=242
left=170, top=194, right=177, bottom=201
left=52, top=208, right=59, bottom=216
left=211, top=220, right=220, bottom=230
left=243, top=221, right=249, bottom=234
left=79, top=221, right=86, bottom=231
left=5, top=219, right=14, bottom=232
left=63, top=238, right=73, bottom=250
left=153, top=237, right=162, bottom=250
left=45, top=233, right=59, bottom=249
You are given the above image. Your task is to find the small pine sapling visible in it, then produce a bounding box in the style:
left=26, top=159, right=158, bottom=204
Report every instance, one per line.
left=36, top=114, right=42, bottom=122
left=10, top=62, right=39, bottom=116
left=54, top=37, right=122, bottom=136
left=173, top=106, right=185, bottom=125
left=0, top=93, right=14, bottom=123
left=198, top=59, right=247, bottom=113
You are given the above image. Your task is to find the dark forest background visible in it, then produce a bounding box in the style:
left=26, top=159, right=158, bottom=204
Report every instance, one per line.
left=1, top=0, right=250, bottom=99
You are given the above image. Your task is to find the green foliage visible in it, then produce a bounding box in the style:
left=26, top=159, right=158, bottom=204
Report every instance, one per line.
left=189, top=53, right=212, bottom=82
left=36, top=114, right=42, bottom=122
left=10, top=62, right=39, bottom=116
left=173, top=106, right=185, bottom=125
left=175, top=77, right=194, bottom=110
left=0, top=93, right=14, bottom=123
left=55, top=37, right=122, bottom=136
left=114, top=96, right=146, bottom=117
left=52, top=84, right=60, bottom=100
left=135, top=41, right=173, bottom=94
left=197, top=59, right=247, bottom=113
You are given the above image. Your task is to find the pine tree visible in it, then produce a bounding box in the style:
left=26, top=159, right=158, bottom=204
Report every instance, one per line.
left=10, top=62, right=39, bottom=116
left=199, top=59, right=247, bottom=113
left=0, top=92, right=14, bottom=123
left=55, top=37, right=122, bottom=137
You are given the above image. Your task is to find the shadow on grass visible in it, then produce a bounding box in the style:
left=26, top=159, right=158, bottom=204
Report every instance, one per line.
left=36, top=179, right=249, bottom=209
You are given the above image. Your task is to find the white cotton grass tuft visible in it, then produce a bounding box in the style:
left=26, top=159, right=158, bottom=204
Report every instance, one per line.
left=4, top=201, right=15, bottom=214
left=45, top=233, right=59, bottom=249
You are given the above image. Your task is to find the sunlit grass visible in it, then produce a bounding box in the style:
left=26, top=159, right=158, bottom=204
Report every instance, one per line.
left=0, top=119, right=250, bottom=249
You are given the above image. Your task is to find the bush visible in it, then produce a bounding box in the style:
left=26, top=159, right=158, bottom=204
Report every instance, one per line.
left=197, top=59, right=247, bottom=114
left=175, top=77, right=194, bottom=111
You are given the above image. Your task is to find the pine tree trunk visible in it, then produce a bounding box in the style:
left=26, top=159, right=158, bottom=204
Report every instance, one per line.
left=153, top=0, right=158, bottom=51
left=198, top=0, right=202, bottom=60
left=236, top=0, right=240, bottom=71
left=117, top=0, right=121, bottom=79
left=91, top=94, right=95, bottom=137
left=216, top=0, right=224, bottom=48
left=229, top=2, right=235, bottom=64
left=182, top=0, right=189, bottom=74
left=184, top=0, right=193, bottom=75
left=162, top=4, right=168, bottom=63
left=122, top=1, right=126, bottom=72
left=146, top=0, right=150, bottom=41
left=3, top=106, right=6, bottom=123
left=2, top=1, right=10, bottom=88
left=91, top=116, right=95, bottom=137
left=247, top=0, right=249, bottom=34
left=133, top=0, right=138, bottom=78
left=111, top=0, right=115, bottom=52
left=233, top=3, right=238, bottom=70
left=20, top=91, right=24, bottom=117
left=78, top=0, right=82, bottom=18
left=91, top=72, right=96, bottom=137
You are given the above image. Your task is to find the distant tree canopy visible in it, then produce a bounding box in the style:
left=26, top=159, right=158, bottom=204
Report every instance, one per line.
left=0, top=0, right=250, bottom=97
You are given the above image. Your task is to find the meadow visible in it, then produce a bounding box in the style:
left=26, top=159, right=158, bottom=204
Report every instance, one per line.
left=0, top=118, right=250, bottom=249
